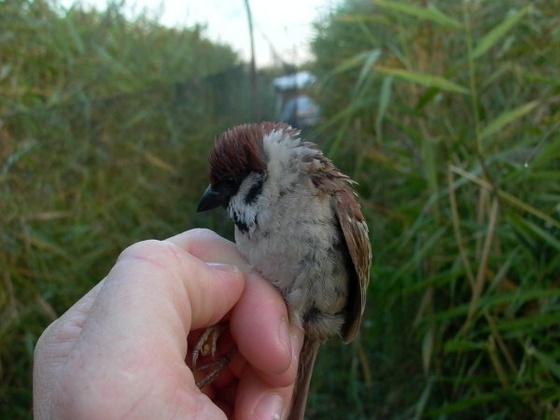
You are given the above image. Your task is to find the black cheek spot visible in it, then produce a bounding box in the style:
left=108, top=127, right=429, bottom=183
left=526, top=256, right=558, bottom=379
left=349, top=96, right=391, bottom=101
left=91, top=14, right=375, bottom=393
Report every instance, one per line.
left=244, top=177, right=264, bottom=205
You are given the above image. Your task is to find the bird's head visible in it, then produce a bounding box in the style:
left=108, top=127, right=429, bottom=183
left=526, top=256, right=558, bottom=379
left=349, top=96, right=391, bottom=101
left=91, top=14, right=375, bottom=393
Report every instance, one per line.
left=197, top=122, right=302, bottom=231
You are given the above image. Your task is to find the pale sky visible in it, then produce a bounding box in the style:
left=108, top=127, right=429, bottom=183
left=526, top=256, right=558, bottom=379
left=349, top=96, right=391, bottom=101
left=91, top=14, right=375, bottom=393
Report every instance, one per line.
left=80, top=0, right=340, bottom=66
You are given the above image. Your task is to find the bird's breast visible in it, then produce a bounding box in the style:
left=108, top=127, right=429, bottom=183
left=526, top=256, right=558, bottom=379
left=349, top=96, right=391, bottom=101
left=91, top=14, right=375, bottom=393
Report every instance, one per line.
left=234, top=196, right=350, bottom=339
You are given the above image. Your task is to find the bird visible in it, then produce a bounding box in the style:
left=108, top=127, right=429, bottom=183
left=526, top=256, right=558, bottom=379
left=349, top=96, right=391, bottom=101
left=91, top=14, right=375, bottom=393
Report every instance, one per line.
left=196, top=121, right=371, bottom=419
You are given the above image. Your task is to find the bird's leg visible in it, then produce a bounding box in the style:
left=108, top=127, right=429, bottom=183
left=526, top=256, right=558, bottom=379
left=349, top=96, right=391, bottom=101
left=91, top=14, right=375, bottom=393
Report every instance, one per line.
left=191, top=323, right=237, bottom=388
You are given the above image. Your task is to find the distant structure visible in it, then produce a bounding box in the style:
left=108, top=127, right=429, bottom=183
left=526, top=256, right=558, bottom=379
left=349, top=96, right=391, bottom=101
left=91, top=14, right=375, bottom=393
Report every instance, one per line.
left=273, top=71, right=320, bottom=129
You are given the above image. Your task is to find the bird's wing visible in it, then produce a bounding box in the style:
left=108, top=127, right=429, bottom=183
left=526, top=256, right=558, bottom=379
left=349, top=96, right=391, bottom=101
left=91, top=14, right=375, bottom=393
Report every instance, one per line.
left=334, top=187, right=372, bottom=343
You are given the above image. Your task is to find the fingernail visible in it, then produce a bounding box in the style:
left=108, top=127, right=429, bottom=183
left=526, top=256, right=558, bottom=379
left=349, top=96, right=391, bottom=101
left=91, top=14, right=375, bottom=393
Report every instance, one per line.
left=254, top=392, right=284, bottom=420
left=207, top=262, right=240, bottom=274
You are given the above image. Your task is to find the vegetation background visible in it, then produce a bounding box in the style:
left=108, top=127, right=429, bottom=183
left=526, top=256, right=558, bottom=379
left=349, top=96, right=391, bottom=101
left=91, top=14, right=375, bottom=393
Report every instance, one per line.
left=1, top=0, right=559, bottom=418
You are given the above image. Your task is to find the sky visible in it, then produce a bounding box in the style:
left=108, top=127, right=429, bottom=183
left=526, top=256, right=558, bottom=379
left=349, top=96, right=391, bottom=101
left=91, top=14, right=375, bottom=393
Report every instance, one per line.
left=78, top=0, right=340, bottom=66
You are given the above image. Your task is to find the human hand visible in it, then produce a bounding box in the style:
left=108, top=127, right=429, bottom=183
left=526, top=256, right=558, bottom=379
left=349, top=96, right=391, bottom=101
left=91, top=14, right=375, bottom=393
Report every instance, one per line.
left=33, top=228, right=304, bottom=419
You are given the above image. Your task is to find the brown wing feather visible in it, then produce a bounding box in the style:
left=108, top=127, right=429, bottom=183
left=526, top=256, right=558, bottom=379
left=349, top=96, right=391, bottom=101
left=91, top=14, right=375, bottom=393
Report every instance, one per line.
left=334, top=188, right=371, bottom=343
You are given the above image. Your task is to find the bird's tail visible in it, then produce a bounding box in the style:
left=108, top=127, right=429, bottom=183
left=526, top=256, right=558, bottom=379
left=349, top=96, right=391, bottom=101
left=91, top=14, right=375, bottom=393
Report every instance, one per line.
left=288, top=338, right=321, bottom=420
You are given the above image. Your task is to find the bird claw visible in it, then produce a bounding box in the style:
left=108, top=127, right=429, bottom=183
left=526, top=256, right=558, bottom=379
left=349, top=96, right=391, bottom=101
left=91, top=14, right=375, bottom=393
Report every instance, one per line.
left=192, top=323, right=236, bottom=388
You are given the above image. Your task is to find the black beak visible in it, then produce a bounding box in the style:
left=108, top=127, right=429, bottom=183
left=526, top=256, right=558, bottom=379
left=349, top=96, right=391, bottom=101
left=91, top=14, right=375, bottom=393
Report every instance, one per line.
left=197, top=185, right=228, bottom=212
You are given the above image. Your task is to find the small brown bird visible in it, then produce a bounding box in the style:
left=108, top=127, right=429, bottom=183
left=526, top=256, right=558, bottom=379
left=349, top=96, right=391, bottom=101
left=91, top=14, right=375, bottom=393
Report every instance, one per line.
left=197, top=122, right=371, bottom=419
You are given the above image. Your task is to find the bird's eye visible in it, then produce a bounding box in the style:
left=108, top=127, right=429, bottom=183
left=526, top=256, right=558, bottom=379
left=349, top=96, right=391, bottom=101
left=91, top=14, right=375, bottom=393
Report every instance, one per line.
left=221, top=176, right=241, bottom=191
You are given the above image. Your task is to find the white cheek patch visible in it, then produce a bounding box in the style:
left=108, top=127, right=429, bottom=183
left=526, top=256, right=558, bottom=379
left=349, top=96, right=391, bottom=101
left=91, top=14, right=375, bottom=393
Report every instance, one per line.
left=228, top=172, right=264, bottom=229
